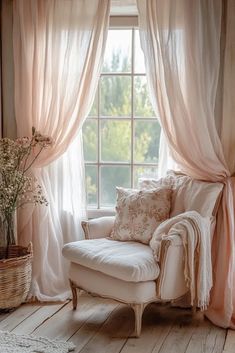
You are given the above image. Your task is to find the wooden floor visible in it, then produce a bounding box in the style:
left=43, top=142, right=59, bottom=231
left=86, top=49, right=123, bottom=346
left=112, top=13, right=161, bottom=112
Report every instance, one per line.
left=0, top=294, right=234, bottom=353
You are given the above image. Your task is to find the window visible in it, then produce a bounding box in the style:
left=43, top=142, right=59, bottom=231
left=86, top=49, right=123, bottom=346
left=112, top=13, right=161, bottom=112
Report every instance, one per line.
left=83, top=28, right=161, bottom=210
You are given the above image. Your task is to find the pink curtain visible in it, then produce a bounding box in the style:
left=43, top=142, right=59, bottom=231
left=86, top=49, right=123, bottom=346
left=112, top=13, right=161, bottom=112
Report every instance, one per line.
left=137, top=0, right=235, bottom=328
left=13, top=0, right=110, bottom=300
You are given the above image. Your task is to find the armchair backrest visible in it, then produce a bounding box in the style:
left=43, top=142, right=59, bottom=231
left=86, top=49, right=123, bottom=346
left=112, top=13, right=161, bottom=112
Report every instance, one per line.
left=139, top=171, right=224, bottom=218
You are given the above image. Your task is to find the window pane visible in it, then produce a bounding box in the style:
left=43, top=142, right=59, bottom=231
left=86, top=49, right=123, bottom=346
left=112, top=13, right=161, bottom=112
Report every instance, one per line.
left=100, top=166, right=131, bottom=207
left=85, top=165, right=98, bottom=207
left=102, top=30, right=132, bottom=73
left=88, top=91, right=98, bottom=117
left=83, top=119, right=98, bottom=162
left=134, top=120, right=161, bottom=163
left=100, top=76, right=131, bottom=117
left=134, top=76, right=155, bottom=118
left=101, top=120, right=131, bottom=162
left=134, top=30, right=146, bottom=74
left=134, top=166, right=158, bottom=188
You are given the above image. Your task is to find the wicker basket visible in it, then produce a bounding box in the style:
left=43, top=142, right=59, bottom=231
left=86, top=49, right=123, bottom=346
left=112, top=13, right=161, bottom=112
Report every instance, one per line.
left=0, top=243, right=33, bottom=310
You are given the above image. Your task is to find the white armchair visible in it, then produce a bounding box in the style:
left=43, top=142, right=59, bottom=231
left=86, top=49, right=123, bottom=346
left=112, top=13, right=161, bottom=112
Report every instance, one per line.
left=62, top=173, right=223, bottom=337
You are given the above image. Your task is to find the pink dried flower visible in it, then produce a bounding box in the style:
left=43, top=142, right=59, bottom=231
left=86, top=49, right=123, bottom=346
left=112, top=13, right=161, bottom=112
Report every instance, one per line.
left=16, top=137, right=31, bottom=148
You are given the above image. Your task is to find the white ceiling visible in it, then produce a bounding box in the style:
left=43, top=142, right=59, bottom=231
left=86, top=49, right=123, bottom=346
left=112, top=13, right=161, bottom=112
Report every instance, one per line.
left=110, top=0, right=138, bottom=16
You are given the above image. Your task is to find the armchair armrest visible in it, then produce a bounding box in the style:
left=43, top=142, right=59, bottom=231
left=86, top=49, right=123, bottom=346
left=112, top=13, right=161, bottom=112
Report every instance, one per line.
left=155, top=212, right=214, bottom=303
left=157, top=235, right=188, bottom=301
left=81, top=216, right=115, bottom=239
left=159, top=233, right=183, bottom=247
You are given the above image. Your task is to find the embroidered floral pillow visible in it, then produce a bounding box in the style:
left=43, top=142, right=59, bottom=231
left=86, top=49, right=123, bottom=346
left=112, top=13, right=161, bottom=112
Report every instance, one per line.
left=110, top=187, right=172, bottom=244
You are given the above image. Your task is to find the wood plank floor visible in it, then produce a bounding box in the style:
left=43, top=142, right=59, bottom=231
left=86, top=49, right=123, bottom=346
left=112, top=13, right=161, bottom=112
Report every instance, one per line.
left=0, top=294, right=232, bottom=353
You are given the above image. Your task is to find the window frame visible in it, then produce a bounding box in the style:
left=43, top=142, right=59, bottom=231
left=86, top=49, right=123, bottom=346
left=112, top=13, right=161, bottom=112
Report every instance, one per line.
left=84, top=17, right=160, bottom=218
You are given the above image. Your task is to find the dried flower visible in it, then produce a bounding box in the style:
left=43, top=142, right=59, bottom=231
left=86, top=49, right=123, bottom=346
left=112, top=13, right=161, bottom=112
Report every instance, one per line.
left=0, top=127, right=52, bottom=246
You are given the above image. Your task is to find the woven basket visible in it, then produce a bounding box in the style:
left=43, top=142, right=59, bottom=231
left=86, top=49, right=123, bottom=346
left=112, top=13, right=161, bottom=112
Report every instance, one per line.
left=0, top=243, right=33, bottom=310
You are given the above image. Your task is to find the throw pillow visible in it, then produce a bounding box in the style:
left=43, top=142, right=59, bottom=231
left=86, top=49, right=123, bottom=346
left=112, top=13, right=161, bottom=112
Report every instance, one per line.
left=110, top=187, right=172, bottom=244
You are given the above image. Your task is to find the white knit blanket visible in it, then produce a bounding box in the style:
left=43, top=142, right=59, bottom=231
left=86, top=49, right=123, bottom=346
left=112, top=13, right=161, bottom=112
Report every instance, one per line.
left=150, top=211, right=213, bottom=310
left=0, top=330, right=75, bottom=353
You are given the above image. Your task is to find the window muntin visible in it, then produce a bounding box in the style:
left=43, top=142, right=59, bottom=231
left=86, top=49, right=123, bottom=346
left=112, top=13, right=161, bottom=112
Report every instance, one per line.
left=83, top=28, right=161, bottom=209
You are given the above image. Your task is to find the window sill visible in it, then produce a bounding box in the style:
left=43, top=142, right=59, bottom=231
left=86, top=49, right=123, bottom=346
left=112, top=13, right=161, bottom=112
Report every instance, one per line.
left=87, top=208, right=115, bottom=219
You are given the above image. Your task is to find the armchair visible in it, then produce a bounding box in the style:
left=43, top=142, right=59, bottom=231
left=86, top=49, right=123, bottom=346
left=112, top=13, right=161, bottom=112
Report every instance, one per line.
left=62, top=173, right=223, bottom=337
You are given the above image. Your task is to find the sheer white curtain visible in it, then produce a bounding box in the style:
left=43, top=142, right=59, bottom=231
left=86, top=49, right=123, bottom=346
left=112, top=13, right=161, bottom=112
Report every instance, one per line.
left=13, top=0, right=110, bottom=300
left=137, top=0, right=226, bottom=179
left=158, top=131, right=178, bottom=177
left=137, top=0, right=235, bottom=328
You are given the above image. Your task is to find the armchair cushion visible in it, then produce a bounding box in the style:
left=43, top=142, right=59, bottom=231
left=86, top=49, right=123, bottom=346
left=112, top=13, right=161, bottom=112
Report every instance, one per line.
left=139, top=172, right=223, bottom=217
left=110, top=187, right=172, bottom=244
left=62, top=238, right=160, bottom=282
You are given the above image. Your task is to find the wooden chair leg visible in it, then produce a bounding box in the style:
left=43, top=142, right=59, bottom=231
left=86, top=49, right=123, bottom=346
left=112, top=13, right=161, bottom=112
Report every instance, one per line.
left=69, top=279, right=78, bottom=310
left=192, top=304, right=197, bottom=315
left=130, top=303, right=146, bottom=338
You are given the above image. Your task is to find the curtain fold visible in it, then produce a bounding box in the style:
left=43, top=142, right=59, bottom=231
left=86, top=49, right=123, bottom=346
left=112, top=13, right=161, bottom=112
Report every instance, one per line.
left=220, top=0, right=235, bottom=173
left=137, top=0, right=235, bottom=328
left=13, top=0, right=110, bottom=300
